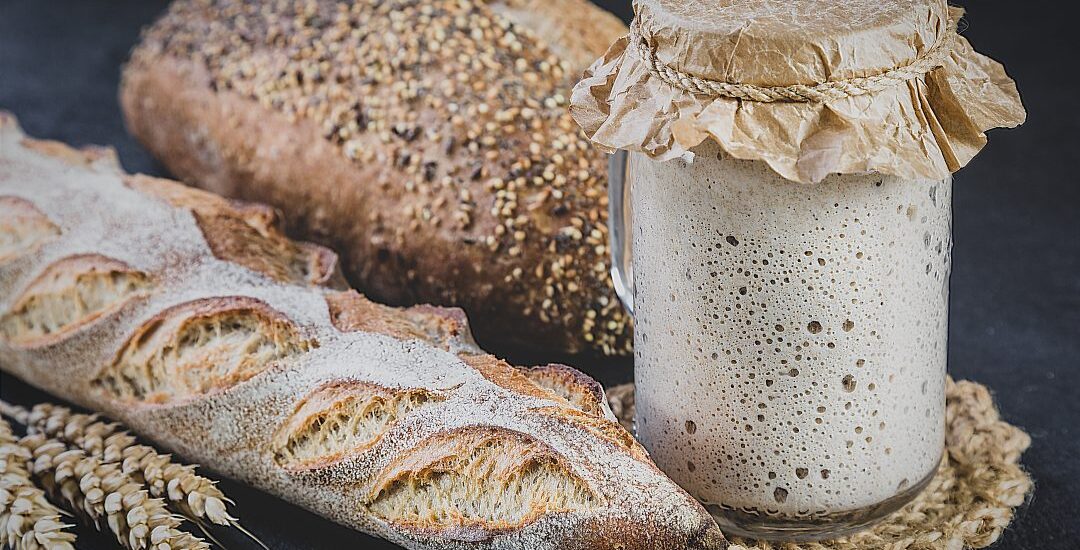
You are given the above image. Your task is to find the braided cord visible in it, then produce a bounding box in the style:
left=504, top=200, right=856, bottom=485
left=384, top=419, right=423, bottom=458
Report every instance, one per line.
left=630, top=18, right=957, bottom=103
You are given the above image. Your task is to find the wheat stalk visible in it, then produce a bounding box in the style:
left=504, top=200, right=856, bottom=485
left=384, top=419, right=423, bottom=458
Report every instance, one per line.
left=0, top=417, right=76, bottom=550
left=104, top=432, right=236, bottom=527
left=19, top=433, right=209, bottom=550
left=3, top=402, right=237, bottom=527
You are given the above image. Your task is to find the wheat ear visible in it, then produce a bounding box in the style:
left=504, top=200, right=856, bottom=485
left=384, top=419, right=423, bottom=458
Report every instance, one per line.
left=19, top=433, right=209, bottom=550
left=0, top=418, right=76, bottom=550
left=3, top=402, right=237, bottom=527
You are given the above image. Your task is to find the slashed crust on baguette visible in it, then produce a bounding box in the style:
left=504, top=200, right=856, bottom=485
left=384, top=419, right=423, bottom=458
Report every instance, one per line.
left=326, top=289, right=481, bottom=355
left=0, top=113, right=724, bottom=550
left=0, top=196, right=60, bottom=263
left=521, top=363, right=613, bottom=419
left=273, top=380, right=447, bottom=470
left=0, top=254, right=152, bottom=348
left=94, top=296, right=314, bottom=405
left=365, top=426, right=598, bottom=539
left=126, top=174, right=347, bottom=288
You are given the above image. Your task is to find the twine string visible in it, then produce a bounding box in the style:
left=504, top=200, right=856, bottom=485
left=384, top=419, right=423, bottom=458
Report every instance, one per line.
left=629, top=18, right=958, bottom=103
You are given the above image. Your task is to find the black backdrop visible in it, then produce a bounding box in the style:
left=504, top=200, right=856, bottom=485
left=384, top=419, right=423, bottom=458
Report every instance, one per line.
left=1, top=0, right=1077, bottom=548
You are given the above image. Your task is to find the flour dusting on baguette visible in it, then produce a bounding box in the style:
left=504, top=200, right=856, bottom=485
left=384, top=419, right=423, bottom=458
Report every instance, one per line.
left=0, top=114, right=724, bottom=550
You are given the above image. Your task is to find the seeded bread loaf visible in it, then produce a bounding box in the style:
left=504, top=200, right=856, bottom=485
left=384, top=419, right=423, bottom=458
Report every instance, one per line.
left=119, top=0, right=632, bottom=357
left=0, top=115, right=724, bottom=550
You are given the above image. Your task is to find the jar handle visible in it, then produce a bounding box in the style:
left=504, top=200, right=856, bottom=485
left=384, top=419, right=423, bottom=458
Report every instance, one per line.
left=607, top=150, right=635, bottom=316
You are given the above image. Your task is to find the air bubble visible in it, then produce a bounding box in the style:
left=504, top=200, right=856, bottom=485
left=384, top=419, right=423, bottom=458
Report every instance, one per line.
left=842, top=375, right=857, bottom=392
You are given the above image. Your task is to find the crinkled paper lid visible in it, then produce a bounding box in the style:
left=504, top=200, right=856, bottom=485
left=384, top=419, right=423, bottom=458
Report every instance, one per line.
left=570, top=0, right=1026, bottom=183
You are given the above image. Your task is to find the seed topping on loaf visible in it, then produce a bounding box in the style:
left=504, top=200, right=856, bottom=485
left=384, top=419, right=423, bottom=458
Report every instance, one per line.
left=366, top=426, right=597, bottom=537
left=95, top=297, right=313, bottom=404
left=273, top=381, right=446, bottom=469
left=0, top=254, right=151, bottom=347
left=0, top=196, right=60, bottom=262
left=130, top=0, right=631, bottom=355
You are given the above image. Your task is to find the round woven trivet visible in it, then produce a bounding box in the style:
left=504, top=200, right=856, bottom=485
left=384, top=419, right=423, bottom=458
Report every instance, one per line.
left=606, top=378, right=1032, bottom=550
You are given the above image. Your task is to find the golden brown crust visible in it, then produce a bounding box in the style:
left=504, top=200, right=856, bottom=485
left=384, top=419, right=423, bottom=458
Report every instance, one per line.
left=272, top=380, right=445, bottom=471
left=534, top=406, right=648, bottom=461
left=119, top=0, right=632, bottom=357
left=126, top=174, right=346, bottom=288
left=18, top=138, right=119, bottom=169
left=459, top=354, right=569, bottom=405
left=0, top=196, right=61, bottom=263
left=522, top=363, right=608, bottom=417
left=0, top=254, right=152, bottom=348
left=488, top=0, right=627, bottom=73
left=326, top=290, right=478, bottom=352
left=365, top=426, right=597, bottom=540
left=93, top=296, right=313, bottom=404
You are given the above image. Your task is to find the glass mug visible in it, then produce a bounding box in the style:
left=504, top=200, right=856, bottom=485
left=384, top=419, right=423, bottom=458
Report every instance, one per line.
left=608, top=143, right=950, bottom=540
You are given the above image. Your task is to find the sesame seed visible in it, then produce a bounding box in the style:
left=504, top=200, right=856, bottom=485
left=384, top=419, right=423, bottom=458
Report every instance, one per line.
left=137, top=0, right=632, bottom=355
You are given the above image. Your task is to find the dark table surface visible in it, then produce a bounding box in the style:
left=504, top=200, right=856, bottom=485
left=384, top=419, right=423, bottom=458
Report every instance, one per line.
left=1, top=0, right=1077, bottom=548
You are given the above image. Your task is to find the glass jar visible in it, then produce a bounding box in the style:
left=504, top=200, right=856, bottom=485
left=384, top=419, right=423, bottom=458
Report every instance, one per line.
left=572, top=0, right=1023, bottom=540
left=609, top=144, right=951, bottom=539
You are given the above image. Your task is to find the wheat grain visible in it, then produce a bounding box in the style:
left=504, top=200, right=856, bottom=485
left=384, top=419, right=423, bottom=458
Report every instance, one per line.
left=4, top=402, right=237, bottom=527
left=19, top=433, right=209, bottom=550
left=2, top=403, right=117, bottom=461
left=104, top=432, right=236, bottom=527
left=0, top=417, right=76, bottom=550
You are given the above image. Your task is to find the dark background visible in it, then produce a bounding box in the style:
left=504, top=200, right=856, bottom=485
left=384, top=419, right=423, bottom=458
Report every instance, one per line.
left=1, top=0, right=1077, bottom=548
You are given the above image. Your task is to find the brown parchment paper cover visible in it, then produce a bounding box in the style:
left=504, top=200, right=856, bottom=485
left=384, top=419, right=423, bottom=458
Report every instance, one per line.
left=570, top=0, right=1026, bottom=183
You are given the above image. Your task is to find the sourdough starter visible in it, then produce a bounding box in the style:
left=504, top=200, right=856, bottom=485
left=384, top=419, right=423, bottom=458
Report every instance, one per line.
left=630, top=145, right=950, bottom=520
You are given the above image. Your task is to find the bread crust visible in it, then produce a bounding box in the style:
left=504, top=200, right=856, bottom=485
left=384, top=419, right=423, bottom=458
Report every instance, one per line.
left=0, top=254, right=152, bottom=348
left=522, top=363, right=613, bottom=419
left=0, top=114, right=723, bottom=550
left=487, top=0, right=629, bottom=71
left=119, top=0, right=632, bottom=357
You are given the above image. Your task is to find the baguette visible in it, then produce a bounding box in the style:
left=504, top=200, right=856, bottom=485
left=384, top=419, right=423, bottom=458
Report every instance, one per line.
left=119, top=0, right=632, bottom=358
left=0, top=114, right=724, bottom=550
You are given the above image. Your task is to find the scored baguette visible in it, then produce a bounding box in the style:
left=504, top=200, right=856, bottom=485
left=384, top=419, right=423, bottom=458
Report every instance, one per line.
left=0, top=115, right=724, bottom=550
left=120, top=0, right=633, bottom=358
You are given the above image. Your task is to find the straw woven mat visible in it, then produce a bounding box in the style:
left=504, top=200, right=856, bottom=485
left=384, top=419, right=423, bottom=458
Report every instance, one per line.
left=605, top=378, right=1032, bottom=550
